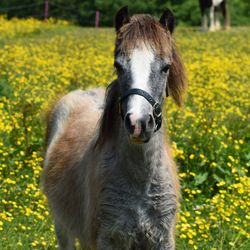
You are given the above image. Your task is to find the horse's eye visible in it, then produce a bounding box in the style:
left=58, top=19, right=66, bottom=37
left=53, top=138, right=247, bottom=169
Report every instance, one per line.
left=114, top=61, right=123, bottom=72
left=161, top=64, right=170, bottom=73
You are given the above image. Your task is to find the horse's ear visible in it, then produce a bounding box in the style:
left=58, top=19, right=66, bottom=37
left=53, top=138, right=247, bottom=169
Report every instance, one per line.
left=168, top=47, right=187, bottom=106
left=159, top=9, right=175, bottom=34
left=115, top=6, right=130, bottom=32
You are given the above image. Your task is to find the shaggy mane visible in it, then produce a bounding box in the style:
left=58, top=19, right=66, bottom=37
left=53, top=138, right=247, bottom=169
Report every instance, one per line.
left=95, top=80, right=120, bottom=148
left=116, top=14, right=173, bottom=56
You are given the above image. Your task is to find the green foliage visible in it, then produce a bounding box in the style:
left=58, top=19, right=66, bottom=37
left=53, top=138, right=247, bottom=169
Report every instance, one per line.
left=0, top=0, right=249, bottom=26
left=230, top=0, right=250, bottom=25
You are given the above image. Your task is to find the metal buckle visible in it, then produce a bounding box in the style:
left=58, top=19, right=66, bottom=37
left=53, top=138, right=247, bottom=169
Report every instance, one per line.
left=153, top=103, right=162, bottom=118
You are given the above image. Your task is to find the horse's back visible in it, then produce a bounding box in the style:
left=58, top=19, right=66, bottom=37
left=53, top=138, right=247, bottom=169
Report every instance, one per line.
left=45, top=88, right=104, bottom=148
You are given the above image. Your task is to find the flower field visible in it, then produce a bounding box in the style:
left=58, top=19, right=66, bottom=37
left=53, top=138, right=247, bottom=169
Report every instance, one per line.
left=0, top=17, right=249, bottom=249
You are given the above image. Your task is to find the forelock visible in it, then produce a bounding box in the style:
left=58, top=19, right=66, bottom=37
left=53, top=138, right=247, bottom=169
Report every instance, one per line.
left=115, top=14, right=173, bottom=57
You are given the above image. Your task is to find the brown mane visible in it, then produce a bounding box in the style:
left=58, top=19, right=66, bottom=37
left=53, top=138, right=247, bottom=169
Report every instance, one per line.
left=116, top=14, right=173, bottom=57
left=95, top=80, right=120, bottom=148
left=168, top=44, right=186, bottom=106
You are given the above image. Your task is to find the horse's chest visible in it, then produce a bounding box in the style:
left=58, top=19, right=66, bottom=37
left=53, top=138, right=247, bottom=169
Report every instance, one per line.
left=99, top=183, right=177, bottom=247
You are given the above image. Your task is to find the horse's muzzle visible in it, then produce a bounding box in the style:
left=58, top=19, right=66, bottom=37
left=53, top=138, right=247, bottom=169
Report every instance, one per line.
left=124, top=113, right=154, bottom=143
left=119, top=88, right=163, bottom=135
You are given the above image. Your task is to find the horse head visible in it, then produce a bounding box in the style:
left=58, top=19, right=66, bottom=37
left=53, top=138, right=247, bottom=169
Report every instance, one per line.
left=114, top=6, right=186, bottom=143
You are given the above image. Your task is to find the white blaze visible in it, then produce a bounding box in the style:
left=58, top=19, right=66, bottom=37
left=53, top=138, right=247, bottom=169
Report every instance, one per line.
left=128, top=45, right=154, bottom=116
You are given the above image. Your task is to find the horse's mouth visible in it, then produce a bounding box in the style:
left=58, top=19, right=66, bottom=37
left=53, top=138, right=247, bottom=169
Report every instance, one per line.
left=129, top=134, right=149, bottom=144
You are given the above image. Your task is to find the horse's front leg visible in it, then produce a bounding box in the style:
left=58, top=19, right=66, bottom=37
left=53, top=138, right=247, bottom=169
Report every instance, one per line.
left=96, top=228, right=131, bottom=250
left=201, top=13, right=208, bottom=31
left=96, top=231, right=116, bottom=250
left=165, top=224, right=176, bottom=250
left=54, top=219, right=76, bottom=250
left=209, top=6, right=216, bottom=32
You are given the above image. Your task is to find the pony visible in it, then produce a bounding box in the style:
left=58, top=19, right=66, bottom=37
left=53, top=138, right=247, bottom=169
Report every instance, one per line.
left=199, top=0, right=230, bottom=31
left=43, top=6, right=186, bottom=250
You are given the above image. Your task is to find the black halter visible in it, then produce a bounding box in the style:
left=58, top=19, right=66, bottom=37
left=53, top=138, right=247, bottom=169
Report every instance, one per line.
left=119, top=88, right=162, bottom=131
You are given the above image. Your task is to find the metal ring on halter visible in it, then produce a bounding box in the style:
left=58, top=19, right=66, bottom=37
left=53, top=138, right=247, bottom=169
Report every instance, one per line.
left=119, top=88, right=163, bottom=131
left=153, top=103, right=162, bottom=118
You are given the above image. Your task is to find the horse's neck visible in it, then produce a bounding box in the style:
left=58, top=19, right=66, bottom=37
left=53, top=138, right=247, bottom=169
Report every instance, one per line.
left=116, top=129, right=166, bottom=188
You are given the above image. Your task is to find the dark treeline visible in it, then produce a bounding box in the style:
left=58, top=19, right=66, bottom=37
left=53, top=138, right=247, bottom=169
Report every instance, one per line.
left=0, top=0, right=249, bottom=27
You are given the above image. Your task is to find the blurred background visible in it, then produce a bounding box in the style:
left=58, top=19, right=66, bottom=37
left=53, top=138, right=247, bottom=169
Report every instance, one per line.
left=0, top=0, right=250, bottom=26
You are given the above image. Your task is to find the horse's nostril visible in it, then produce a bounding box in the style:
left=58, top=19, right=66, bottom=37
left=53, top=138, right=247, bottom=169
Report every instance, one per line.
left=124, top=114, right=134, bottom=134
left=148, top=114, right=154, bottom=129
left=125, top=114, right=143, bottom=137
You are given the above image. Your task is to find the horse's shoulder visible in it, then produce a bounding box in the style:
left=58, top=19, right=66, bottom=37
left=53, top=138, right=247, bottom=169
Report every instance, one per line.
left=58, top=87, right=105, bottom=110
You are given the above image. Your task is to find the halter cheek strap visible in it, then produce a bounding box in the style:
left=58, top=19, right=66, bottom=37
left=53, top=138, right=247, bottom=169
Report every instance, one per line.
left=119, top=88, right=162, bottom=132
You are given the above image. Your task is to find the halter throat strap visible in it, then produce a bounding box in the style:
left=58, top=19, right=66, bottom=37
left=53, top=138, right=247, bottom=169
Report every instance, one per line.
left=119, top=88, right=162, bottom=131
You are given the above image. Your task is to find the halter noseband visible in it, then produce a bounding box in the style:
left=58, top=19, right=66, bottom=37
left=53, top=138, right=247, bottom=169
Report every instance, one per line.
left=119, top=88, right=162, bottom=131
